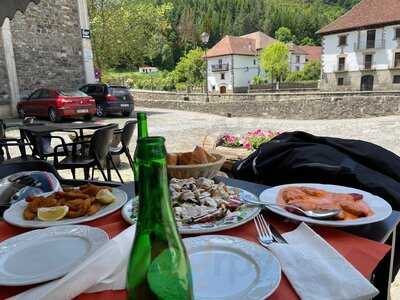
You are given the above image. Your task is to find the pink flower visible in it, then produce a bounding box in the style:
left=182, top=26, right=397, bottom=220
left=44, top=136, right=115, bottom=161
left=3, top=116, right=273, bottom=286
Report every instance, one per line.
left=243, top=142, right=252, bottom=150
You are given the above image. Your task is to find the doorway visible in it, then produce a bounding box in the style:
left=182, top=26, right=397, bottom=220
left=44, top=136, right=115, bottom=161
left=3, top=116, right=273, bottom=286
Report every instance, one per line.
left=219, top=86, right=227, bottom=94
left=360, top=75, right=374, bottom=91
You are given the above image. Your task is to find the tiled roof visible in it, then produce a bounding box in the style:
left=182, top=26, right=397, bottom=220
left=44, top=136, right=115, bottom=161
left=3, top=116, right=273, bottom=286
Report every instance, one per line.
left=206, top=35, right=256, bottom=58
left=299, top=46, right=322, bottom=61
left=288, top=43, right=308, bottom=55
left=240, top=31, right=277, bottom=50
left=318, top=0, right=400, bottom=35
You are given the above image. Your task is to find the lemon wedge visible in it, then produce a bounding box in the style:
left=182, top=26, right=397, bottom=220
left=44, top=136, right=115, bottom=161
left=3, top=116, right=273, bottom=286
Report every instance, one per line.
left=37, top=206, right=69, bottom=221
left=96, top=189, right=116, bottom=204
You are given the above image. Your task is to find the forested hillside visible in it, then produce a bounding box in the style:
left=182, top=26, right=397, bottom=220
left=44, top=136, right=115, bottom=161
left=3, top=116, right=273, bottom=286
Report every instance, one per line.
left=89, top=0, right=360, bottom=70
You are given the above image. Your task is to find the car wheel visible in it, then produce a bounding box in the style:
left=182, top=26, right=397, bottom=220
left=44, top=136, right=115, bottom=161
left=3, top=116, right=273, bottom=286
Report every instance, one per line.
left=84, top=114, right=93, bottom=121
left=17, top=108, right=25, bottom=119
left=96, top=104, right=106, bottom=117
left=122, top=110, right=132, bottom=117
left=48, top=107, right=61, bottom=122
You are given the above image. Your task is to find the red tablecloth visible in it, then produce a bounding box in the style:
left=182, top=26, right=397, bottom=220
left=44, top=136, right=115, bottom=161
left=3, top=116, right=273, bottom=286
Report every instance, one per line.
left=0, top=212, right=391, bottom=300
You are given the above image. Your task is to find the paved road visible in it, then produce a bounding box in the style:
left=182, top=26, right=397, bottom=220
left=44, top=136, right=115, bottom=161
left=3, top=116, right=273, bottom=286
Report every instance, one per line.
left=4, top=107, right=400, bottom=294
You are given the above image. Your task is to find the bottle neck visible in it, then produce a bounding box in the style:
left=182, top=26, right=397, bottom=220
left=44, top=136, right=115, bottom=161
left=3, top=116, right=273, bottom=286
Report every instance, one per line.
left=137, top=156, right=176, bottom=229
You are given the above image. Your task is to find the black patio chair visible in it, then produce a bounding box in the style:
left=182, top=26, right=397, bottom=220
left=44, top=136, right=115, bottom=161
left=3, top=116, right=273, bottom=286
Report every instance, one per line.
left=53, top=125, right=116, bottom=181
left=0, top=137, right=34, bottom=163
left=107, top=120, right=137, bottom=183
left=20, top=129, right=79, bottom=161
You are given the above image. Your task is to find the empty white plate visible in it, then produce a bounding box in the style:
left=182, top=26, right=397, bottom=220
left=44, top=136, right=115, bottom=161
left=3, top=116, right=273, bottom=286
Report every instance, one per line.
left=0, top=225, right=108, bottom=286
left=183, top=235, right=281, bottom=300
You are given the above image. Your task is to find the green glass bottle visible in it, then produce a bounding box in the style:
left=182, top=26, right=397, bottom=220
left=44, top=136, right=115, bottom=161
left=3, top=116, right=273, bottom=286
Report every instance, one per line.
left=133, top=112, right=149, bottom=194
left=127, top=136, right=193, bottom=300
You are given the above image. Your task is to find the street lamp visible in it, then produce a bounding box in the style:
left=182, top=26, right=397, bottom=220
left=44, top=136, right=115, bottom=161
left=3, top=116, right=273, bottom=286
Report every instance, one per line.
left=201, top=32, right=210, bottom=102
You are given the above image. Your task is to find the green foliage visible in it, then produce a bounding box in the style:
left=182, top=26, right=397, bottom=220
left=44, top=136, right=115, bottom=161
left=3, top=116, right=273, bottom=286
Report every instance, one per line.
left=252, top=75, right=265, bottom=85
left=300, top=37, right=317, bottom=46
left=286, top=60, right=321, bottom=82
left=169, top=48, right=206, bottom=89
left=260, top=42, right=289, bottom=83
left=89, top=0, right=358, bottom=71
left=275, top=27, right=294, bottom=43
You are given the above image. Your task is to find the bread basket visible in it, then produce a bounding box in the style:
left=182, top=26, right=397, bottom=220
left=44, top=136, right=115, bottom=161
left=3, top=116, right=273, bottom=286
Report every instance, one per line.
left=167, top=153, right=225, bottom=179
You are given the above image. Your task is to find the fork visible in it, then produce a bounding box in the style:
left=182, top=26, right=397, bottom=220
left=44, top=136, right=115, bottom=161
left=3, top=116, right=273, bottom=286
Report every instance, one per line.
left=254, top=214, right=275, bottom=246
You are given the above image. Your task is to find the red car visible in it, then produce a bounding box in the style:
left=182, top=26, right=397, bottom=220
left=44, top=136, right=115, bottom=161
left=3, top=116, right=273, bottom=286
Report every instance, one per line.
left=17, top=88, right=96, bottom=122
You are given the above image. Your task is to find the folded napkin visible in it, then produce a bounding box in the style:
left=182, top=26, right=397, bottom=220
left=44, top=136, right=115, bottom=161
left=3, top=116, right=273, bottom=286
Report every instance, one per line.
left=9, top=225, right=136, bottom=300
left=267, top=223, right=379, bottom=300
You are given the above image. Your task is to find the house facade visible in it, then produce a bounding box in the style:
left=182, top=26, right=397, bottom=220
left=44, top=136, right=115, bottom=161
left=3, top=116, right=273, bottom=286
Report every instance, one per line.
left=205, top=31, right=321, bottom=93
left=0, top=0, right=95, bottom=116
left=318, top=0, right=400, bottom=91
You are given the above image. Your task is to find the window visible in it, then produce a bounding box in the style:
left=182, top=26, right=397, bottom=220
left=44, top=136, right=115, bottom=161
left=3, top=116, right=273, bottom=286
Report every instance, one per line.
left=296, top=55, right=300, bottom=63
left=218, top=59, right=223, bottom=65
left=295, top=66, right=300, bottom=71
left=338, top=57, right=346, bottom=71
left=39, top=89, right=51, bottom=99
left=395, top=28, right=400, bottom=40
left=212, top=85, right=216, bottom=91
left=80, top=85, right=88, bottom=93
left=367, top=30, right=376, bottom=49
left=29, top=89, right=42, bottom=100
left=395, top=52, right=400, bottom=68
left=221, top=73, right=225, bottom=80
left=337, top=77, right=344, bottom=86
left=338, top=35, right=347, bottom=46
left=393, top=75, right=400, bottom=84
left=364, top=54, right=373, bottom=69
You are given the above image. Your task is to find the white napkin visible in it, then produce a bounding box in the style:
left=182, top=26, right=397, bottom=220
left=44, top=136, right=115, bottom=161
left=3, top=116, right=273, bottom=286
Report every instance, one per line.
left=267, top=223, right=379, bottom=300
left=9, top=225, right=136, bottom=300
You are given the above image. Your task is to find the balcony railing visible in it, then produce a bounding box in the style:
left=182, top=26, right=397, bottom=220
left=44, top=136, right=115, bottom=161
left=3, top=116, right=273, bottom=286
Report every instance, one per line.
left=354, top=38, right=385, bottom=51
left=211, top=63, right=229, bottom=72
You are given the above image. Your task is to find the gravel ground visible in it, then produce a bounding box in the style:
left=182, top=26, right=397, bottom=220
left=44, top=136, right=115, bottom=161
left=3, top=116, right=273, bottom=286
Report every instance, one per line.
left=4, top=107, right=400, bottom=295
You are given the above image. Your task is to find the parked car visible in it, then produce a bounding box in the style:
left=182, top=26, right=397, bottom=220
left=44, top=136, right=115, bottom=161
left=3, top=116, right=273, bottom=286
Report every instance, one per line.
left=79, top=84, right=134, bottom=117
left=17, top=88, right=96, bottom=122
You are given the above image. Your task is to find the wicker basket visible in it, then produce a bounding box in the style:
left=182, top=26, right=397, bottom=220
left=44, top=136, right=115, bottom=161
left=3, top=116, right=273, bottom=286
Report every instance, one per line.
left=167, top=153, right=225, bottom=179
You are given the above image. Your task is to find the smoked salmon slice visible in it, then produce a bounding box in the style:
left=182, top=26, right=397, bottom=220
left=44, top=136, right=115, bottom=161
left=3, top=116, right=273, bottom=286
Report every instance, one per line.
left=277, top=186, right=374, bottom=220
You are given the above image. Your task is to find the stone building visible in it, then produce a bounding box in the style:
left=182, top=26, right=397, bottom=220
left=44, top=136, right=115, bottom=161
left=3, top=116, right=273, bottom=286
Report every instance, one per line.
left=318, top=0, right=400, bottom=91
left=0, top=0, right=95, bottom=117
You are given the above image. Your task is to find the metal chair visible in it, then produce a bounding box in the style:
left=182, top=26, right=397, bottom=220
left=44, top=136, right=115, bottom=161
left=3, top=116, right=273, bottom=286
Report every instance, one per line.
left=53, top=125, right=115, bottom=181
left=107, top=120, right=137, bottom=182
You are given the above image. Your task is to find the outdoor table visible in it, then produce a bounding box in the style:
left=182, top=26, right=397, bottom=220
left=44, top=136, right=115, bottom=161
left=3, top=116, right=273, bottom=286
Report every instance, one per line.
left=0, top=178, right=398, bottom=300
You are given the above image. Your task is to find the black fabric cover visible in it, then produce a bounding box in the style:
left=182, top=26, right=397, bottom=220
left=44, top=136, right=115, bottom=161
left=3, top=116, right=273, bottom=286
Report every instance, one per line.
left=0, top=0, right=41, bottom=26
left=233, top=131, right=400, bottom=210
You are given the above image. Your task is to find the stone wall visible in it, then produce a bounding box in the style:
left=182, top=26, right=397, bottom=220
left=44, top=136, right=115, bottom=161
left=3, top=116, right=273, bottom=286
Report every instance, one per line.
left=9, top=0, right=85, bottom=97
left=0, top=33, right=10, bottom=103
left=133, top=89, right=400, bottom=119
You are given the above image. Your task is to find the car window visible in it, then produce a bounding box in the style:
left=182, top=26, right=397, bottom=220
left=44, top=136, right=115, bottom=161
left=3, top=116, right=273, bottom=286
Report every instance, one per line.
left=29, top=89, right=42, bottom=100
left=39, top=89, right=51, bottom=99
left=109, top=87, right=129, bottom=96
left=59, top=90, right=87, bottom=97
left=80, top=85, right=88, bottom=93
left=87, top=85, right=104, bottom=94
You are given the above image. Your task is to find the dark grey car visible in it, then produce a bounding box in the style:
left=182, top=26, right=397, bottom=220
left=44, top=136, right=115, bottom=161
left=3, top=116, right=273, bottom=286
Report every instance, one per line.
left=79, top=84, right=134, bottom=117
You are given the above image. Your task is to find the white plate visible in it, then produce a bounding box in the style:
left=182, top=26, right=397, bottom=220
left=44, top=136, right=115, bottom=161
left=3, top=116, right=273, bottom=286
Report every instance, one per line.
left=259, top=183, right=392, bottom=227
left=183, top=235, right=281, bottom=300
left=121, top=188, right=261, bottom=234
left=76, top=109, right=88, bottom=113
left=0, top=225, right=108, bottom=286
left=120, top=104, right=129, bottom=107
left=4, top=188, right=128, bottom=228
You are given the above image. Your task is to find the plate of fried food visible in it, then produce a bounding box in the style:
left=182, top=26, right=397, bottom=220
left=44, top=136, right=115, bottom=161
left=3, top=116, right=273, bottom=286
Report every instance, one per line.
left=3, top=184, right=128, bottom=228
left=259, top=183, right=392, bottom=227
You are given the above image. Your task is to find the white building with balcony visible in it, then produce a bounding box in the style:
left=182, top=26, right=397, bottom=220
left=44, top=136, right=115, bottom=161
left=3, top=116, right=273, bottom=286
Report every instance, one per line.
left=318, top=0, right=400, bottom=91
left=205, top=31, right=321, bottom=93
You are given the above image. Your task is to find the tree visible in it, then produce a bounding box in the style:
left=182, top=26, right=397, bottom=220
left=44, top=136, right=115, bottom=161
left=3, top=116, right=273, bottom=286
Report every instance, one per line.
left=300, top=37, right=317, bottom=46
left=275, top=27, right=294, bottom=43
left=169, top=48, right=206, bottom=89
left=260, top=41, right=289, bottom=88
left=286, top=60, right=321, bottom=81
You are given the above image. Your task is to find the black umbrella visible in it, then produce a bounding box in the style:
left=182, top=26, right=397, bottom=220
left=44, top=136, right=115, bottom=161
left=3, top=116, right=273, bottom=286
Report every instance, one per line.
left=1, top=0, right=41, bottom=26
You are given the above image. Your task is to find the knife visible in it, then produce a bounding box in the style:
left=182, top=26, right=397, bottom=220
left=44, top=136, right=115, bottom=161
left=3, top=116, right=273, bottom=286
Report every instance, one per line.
left=268, top=223, right=288, bottom=244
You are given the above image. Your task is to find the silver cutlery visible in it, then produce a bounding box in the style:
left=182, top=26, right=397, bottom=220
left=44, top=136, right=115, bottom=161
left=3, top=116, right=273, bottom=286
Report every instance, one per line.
left=244, top=198, right=340, bottom=220
left=254, top=214, right=275, bottom=246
